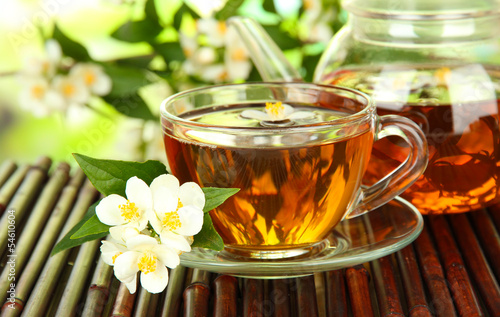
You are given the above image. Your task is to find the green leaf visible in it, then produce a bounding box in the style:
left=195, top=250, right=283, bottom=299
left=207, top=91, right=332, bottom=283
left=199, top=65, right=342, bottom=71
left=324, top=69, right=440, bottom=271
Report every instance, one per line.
left=112, top=19, right=161, bottom=43
left=71, top=214, right=110, bottom=239
left=191, top=213, right=224, bottom=251
left=155, top=42, right=185, bottom=63
left=51, top=203, right=108, bottom=256
left=215, top=0, right=245, bottom=20
left=52, top=25, right=91, bottom=61
left=263, top=25, right=302, bottom=50
left=144, top=0, right=160, bottom=22
left=173, top=3, right=200, bottom=29
left=202, top=187, right=239, bottom=213
left=103, top=93, right=157, bottom=121
left=102, top=64, right=151, bottom=97
left=73, top=154, right=168, bottom=197
left=263, top=0, right=277, bottom=13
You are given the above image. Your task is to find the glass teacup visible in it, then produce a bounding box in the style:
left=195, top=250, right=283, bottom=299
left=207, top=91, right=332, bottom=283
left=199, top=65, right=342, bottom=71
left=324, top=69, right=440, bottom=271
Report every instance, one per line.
left=160, top=83, right=427, bottom=259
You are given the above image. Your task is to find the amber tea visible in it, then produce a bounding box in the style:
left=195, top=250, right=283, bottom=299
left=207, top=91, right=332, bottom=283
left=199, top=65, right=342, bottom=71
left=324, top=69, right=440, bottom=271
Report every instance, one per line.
left=160, top=83, right=427, bottom=259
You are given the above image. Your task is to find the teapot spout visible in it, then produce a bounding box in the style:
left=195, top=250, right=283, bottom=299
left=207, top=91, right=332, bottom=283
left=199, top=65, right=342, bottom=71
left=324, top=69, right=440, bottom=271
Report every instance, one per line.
left=228, top=16, right=303, bottom=82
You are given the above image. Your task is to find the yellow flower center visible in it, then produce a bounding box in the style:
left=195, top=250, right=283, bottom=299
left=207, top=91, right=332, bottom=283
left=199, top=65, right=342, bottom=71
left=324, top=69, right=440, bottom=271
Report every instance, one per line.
left=217, top=21, right=227, bottom=35
left=62, top=83, right=75, bottom=97
left=84, top=71, right=96, bottom=86
left=112, top=252, right=122, bottom=264
left=162, top=199, right=183, bottom=231
left=138, top=252, right=157, bottom=274
left=435, top=67, right=451, bottom=86
left=31, top=84, right=45, bottom=100
left=119, top=200, right=141, bottom=222
left=265, top=101, right=285, bottom=119
left=231, top=48, right=247, bottom=61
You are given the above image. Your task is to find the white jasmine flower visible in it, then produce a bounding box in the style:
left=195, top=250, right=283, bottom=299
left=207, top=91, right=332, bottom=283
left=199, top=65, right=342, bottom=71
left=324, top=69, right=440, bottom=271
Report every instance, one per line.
left=52, top=74, right=90, bottom=107
left=148, top=174, right=205, bottom=252
left=224, top=27, right=252, bottom=81
left=18, top=77, right=65, bottom=117
left=20, top=39, right=62, bottom=78
left=200, top=64, right=228, bottom=83
left=70, top=63, right=112, bottom=96
left=241, top=101, right=315, bottom=122
left=100, top=239, right=128, bottom=266
left=197, top=18, right=227, bottom=47
left=95, top=177, right=152, bottom=235
left=113, top=234, right=180, bottom=294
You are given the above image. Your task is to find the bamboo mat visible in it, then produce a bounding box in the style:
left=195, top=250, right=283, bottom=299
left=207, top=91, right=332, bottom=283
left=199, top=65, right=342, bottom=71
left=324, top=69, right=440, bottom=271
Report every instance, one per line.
left=0, top=157, right=499, bottom=317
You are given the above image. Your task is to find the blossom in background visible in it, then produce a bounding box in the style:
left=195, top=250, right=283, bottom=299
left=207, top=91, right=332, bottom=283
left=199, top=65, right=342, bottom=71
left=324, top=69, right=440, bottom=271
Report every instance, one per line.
left=18, top=77, right=65, bottom=117
left=149, top=174, right=205, bottom=252
left=95, top=176, right=152, bottom=240
left=299, top=0, right=335, bottom=44
left=16, top=39, right=112, bottom=117
left=112, top=234, right=181, bottom=294
left=179, top=18, right=252, bottom=83
left=241, top=101, right=315, bottom=122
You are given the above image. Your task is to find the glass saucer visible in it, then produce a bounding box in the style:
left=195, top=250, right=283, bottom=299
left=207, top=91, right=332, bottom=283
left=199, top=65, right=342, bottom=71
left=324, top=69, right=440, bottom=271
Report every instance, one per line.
left=180, top=196, right=423, bottom=278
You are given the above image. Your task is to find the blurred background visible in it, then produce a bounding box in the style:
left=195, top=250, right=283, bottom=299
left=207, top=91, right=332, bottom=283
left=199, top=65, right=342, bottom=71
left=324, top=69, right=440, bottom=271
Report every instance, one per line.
left=0, top=0, right=345, bottom=166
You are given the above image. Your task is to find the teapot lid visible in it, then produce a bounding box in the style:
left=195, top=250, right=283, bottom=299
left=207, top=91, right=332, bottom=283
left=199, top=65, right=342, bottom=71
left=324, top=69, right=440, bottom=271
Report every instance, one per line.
left=343, top=0, right=500, bottom=20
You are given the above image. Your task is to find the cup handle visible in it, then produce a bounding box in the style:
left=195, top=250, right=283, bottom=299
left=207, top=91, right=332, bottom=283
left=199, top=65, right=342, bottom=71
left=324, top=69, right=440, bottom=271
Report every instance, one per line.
left=346, top=114, right=428, bottom=219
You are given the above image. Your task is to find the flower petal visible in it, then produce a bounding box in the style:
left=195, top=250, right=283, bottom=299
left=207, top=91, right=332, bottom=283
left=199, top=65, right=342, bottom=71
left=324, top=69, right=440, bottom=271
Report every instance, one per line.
left=153, top=186, right=178, bottom=216
left=96, top=195, right=128, bottom=226
left=178, top=182, right=205, bottom=210
left=124, top=275, right=138, bottom=294
left=240, top=109, right=269, bottom=120
left=100, top=240, right=127, bottom=266
left=288, top=111, right=315, bottom=120
left=125, top=177, right=152, bottom=211
left=282, top=103, right=295, bottom=117
left=140, top=264, right=169, bottom=294
left=154, top=244, right=181, bottom=268
left=109, top=225, right=140, bottom=243
left=159, top=231, right=192, bottom=252
left=126, top=234, right=158, bottom=251
left=114, top=251, right=140, bottom=284
left=150, top=174, right=179, bottom=196
left=176, top=206, right=204, bottom=236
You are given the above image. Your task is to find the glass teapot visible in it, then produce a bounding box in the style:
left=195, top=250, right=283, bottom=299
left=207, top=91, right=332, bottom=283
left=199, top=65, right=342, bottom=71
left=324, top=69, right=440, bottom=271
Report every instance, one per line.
left=229, top=0, right=500, bottom=215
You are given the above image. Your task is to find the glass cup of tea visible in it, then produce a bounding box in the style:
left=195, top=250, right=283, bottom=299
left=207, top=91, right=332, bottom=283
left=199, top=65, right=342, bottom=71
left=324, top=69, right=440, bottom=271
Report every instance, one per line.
left=160, top=83, right=428, bottom=260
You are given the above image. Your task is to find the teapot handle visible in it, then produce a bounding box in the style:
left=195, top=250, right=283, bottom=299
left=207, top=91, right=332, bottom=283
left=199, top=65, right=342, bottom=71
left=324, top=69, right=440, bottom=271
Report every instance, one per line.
left=228, top=16, right=303, bottom=82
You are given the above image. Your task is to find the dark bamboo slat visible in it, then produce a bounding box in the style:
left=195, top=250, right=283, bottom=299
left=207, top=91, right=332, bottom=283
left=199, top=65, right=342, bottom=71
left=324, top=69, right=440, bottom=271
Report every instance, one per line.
left=449, top=213, right=500, bottom=316
left=470, top=209, right=500, bottom=281
left=271, top=278, right=291, bottom=317
left=370, top=255, right=405, bottom=316
left=213, top=275, right=238, bottom=317
left=111, top=283, right=137, bottom=317
left=243, top=279, right=264, bottom=317
left=183, top=282, right=210, bottom=317
left=296, top=275, right=319, bottom=317
left=325, top=270, right=348, bottom=317
left=490, top=204, right=500, bottom=230
left=428, top=216, right=484, bottom=316
left=346, top=265, right=374, bottom=317
left=161, top=266, right=186, bottom=317
left=396, top=245, right=432, bottom=317
left=413, top=221, right=457, bottom=317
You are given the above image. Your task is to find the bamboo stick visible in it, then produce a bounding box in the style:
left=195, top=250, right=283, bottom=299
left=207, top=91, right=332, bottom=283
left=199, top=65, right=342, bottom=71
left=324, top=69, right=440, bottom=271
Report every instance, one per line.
left=296, top=275, right=319, bottom=317
left=183, top=269, right=211, bottom=317
left=370, top=254, right=405, bottom=316
left=490, top=204, right=500, bottom=229
left=413, top=221, right=457, bottom=317
left=0, top=162, right=70, bottom=298
left=110, top=283, right=137, bottom=317
left=160, top=265, right=186, bottom=317
left=428, top=216, right=484, bottom=316
left=0, top=165, right=30, bottom=215
left=81, top=255, right=115, bottom=317
left=54, top=238, right=101, bottom=317
left=470, top=209, right=500, bottom=280
left=212, top=275, right=238, bottom=317
left=0, top=169, right=85, bottom=317
left=270, top=278, right=291, bottom=317
left=14, top=178, right=97, bottom=317
left=449, top=213, right=500, bottom=316
left=345, top=265, right=374, bottom=317
left=314, top=272, right=326, bottom=317
left=242, top=279, right=264, bottom=317
left=132, top=287, right=153, bottom=317
left=325, top=270, right=348, bottom=317
left=0, top=160, right=17, bottom=188
left=0, top=157, right=51, bottom=255
left=396, top=245, right=432, bottom=317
